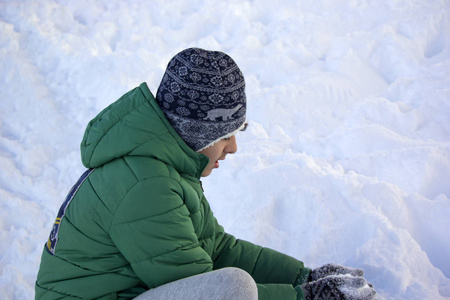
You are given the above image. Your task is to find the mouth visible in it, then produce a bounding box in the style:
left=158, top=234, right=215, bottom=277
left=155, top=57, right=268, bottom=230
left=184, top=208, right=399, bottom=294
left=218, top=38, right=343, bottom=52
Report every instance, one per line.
left=214, top=157, right=225, bottom=169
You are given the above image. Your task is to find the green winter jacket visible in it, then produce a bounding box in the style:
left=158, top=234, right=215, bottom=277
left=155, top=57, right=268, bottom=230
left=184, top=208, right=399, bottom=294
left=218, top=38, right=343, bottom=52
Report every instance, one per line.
left=35, top=82, right=310, bottom=299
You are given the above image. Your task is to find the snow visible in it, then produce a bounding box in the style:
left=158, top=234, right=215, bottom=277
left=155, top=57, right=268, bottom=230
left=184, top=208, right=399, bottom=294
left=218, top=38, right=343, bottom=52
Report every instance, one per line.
left=1, top=0, right=449, bottom=299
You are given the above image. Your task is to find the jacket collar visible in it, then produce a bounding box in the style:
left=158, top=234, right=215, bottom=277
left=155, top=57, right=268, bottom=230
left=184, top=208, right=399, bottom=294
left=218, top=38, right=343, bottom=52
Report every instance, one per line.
left=80, top=82, right=209, bottom=179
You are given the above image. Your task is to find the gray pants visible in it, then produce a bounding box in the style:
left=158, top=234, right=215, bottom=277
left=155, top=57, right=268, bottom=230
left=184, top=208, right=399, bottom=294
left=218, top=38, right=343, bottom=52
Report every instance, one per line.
left=134, top=267, right=258, bottom=300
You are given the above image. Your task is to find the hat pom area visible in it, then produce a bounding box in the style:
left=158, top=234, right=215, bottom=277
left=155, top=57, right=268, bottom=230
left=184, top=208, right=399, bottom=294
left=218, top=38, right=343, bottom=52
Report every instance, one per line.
left=156, top=47, right=247, bottom=152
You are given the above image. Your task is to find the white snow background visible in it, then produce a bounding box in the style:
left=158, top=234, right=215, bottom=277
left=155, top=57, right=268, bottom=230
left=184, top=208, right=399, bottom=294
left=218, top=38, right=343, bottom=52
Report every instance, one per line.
left=1, top=0, right=450, bottom=299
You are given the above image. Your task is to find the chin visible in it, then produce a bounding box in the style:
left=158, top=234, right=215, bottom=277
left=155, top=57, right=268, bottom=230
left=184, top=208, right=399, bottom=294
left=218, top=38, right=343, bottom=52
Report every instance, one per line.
left=201, top=169, right=213, bottom=177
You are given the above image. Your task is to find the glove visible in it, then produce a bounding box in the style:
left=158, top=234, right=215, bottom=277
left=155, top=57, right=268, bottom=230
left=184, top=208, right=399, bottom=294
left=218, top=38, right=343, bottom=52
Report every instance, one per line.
left=294, top=264, right=377, bottom=300
left=299, top=275, right=377, bottom=300
left=310, top=263, right=364, bottom=281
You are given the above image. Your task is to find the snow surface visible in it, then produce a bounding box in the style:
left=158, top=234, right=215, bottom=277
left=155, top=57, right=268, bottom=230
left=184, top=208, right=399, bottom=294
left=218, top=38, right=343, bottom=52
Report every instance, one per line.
left=1, top=0, right=450, bottom=299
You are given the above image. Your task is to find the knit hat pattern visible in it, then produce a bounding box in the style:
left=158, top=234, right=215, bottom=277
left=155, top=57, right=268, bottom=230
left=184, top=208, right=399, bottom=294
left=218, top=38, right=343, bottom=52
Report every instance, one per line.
left=156, top=48, right=247, bottom=151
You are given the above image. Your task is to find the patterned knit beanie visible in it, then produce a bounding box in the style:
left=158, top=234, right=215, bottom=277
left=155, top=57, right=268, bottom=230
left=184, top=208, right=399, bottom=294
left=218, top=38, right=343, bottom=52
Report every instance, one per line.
left=156, top=48, right=247, bottom=152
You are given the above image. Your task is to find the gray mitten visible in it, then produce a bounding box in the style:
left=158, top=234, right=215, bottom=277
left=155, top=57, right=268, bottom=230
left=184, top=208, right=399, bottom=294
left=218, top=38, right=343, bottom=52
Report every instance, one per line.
left=310, top=263, right=364, bottom=281
left=300, top=275, right=377, bottom=300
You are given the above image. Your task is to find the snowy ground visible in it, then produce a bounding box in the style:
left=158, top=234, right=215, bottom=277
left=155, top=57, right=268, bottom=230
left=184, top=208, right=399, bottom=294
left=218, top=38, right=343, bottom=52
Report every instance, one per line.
left=1, top=0, right=450, bottom=299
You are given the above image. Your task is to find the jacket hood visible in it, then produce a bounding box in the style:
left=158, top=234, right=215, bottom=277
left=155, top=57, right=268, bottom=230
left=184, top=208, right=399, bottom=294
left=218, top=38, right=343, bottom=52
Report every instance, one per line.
left=80, top=82, right=209, bottom=179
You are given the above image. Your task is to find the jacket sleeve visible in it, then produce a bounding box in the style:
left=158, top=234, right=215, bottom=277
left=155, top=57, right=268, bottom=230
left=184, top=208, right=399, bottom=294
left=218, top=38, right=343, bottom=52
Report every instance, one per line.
left=212, top=221, right=310, bottom=300
left=109, top=177, right=213, bottom=289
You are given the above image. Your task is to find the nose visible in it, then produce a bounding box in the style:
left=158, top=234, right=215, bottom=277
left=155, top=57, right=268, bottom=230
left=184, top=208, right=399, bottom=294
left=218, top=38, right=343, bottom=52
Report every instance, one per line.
left=225, top=135, right=238, bottom=154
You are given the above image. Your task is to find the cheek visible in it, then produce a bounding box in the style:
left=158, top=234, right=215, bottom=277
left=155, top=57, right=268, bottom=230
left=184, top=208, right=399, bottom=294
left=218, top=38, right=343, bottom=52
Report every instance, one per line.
left=209, top=153, right=219, bottom=163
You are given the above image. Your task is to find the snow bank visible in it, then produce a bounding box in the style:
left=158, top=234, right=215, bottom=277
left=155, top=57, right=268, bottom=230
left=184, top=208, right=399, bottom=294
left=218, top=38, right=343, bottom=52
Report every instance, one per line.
left=1, top=0, right=449, bottom=299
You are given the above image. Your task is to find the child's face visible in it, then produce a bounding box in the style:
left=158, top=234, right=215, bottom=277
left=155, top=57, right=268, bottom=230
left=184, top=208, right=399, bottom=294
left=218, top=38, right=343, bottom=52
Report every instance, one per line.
left=198, top=135, right=238, bottom=177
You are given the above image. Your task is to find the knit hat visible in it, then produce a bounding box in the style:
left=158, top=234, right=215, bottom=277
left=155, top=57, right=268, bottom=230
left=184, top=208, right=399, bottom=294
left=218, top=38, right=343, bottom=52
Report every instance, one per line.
left=156, top=47, right=247, bottom=152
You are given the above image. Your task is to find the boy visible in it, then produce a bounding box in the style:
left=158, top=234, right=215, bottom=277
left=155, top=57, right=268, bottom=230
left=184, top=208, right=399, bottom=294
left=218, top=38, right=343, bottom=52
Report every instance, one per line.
left=36, top=48, right=377, bottom=299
